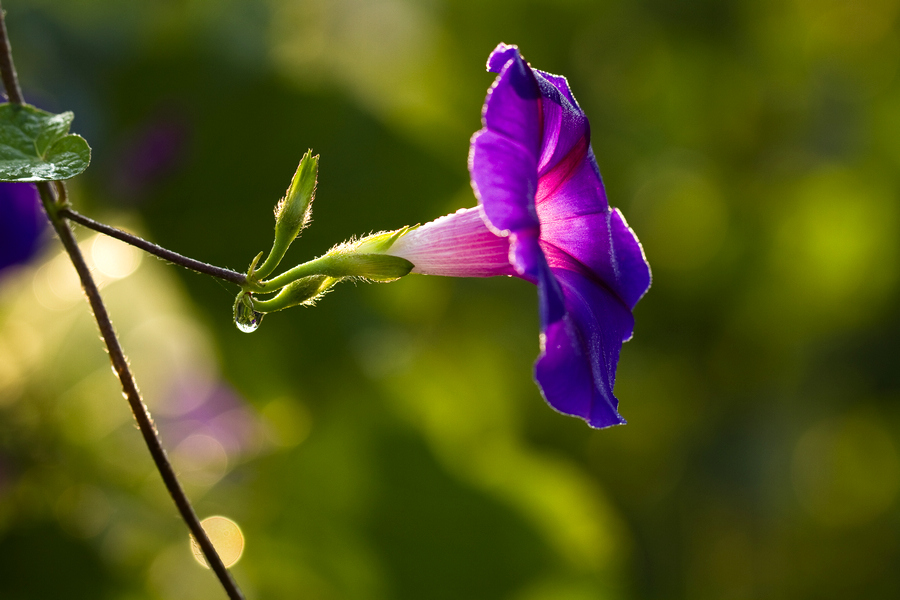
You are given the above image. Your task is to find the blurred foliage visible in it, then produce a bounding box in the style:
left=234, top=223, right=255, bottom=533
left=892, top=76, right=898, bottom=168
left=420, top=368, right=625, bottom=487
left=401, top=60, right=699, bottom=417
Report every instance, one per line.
left=1, top=0, right=900, bottom=598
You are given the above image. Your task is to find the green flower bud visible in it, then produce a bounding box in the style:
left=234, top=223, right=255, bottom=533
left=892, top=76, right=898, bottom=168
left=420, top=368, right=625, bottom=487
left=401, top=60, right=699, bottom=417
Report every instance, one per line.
left=252, top=150, right=319, bottom=280
left=252, top=275, right=336, bottom=313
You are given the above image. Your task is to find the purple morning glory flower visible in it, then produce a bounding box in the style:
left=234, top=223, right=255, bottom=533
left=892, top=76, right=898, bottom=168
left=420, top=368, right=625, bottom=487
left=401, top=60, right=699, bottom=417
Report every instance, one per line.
left=389, top=44, right=650, bottom=428
left=0, top=182, right=44, bottom=276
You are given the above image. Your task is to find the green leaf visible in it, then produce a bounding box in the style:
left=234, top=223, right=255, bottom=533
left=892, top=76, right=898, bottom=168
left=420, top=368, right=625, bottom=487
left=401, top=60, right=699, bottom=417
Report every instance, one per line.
left=0, top=103, right=91, bottom=182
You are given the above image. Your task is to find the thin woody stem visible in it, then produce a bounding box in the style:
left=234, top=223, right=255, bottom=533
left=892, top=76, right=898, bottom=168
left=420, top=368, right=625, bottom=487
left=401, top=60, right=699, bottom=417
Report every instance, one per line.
left=41, top=184, right=247, bottom=600
left=58, top=207, right=248, bottom=287
left=0, top=4, right=23, bottom=104
left=0, top=5, right=245, bottom=599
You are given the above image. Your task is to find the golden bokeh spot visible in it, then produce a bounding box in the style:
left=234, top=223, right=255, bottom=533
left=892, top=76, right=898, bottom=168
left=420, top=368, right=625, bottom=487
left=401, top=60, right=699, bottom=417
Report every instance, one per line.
left=91, top=233, right=141, bottom=280
left=190, top=516, right=245, bottom=569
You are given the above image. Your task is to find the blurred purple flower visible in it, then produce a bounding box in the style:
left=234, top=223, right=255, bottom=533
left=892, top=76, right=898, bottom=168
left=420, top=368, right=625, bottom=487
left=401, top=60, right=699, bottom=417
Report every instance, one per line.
left=389, top=44, right=650, bottom=428
left=111, top=114, right=189, bottom=203
left=0, top=183, right=45, bottom=276
left=159, top=380, right=263, bottom=458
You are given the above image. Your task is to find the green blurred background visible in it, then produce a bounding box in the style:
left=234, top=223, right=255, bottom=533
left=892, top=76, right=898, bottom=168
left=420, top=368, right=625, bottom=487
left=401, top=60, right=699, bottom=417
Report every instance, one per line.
left=2, top=0, right=900, bottom=598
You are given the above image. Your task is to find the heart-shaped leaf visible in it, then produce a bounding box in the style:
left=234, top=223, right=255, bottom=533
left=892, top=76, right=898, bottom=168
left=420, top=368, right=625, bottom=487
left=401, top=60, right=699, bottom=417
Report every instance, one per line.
left=0, top=103, right=91, bottom=182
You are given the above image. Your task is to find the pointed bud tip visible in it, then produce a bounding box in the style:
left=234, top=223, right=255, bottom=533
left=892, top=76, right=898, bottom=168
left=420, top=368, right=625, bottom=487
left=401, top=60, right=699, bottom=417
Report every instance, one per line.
left=256, top=151, right=322, bottom=281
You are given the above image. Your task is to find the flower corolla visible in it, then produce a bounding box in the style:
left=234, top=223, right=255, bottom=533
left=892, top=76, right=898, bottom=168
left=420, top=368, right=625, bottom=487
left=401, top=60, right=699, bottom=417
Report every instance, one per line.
left=388, top=44, right=651, bottom=428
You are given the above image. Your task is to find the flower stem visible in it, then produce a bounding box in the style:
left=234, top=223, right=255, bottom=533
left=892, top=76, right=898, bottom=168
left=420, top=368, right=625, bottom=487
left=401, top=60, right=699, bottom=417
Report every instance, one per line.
left=0, top=5, right=245, bottom=599
left=0, top=4, right=23, bottom=104
left=58, top=207, right=248, bottom=287
left=42, top=186, right=248, bottom=600
left=255, top=254, right=334, bottom=292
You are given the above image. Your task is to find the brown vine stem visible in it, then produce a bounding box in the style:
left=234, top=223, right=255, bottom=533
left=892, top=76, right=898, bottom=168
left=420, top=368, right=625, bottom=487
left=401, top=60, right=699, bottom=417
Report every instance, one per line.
left=58, top=207, right=248, bottom=286
left=0, top=5, right=245, bottom=599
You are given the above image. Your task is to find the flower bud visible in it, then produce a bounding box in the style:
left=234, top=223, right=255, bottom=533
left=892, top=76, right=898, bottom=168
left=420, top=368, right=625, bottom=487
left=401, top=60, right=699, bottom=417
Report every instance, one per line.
left=252, top=275, right=336, bottom=313
left=252, top=150, right=318, bottom=280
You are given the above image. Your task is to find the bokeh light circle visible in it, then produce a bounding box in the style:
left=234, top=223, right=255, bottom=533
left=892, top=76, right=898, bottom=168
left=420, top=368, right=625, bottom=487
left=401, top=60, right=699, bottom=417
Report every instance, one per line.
left=190, top=516, right=245, bottom=568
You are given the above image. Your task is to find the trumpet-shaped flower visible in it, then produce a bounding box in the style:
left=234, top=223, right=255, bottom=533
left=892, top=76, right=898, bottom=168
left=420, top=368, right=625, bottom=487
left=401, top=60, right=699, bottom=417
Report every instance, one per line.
left=388, top=44, right=650, bottom=428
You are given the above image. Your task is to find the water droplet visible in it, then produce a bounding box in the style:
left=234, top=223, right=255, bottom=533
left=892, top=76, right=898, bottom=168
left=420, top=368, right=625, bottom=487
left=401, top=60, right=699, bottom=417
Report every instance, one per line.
left=235, top=307, right=263, bottom=333
left=234, top=293, right=264, bottom=333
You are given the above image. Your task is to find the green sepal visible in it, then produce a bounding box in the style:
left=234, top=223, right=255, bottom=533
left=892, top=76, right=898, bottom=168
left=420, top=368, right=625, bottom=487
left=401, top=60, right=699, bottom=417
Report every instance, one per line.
left=252, top=150, right=319, bottom=280
left=0, top=103, right=91, bottom=181
left=319, top=253, right=413, bottom=282
left=353, top=226, right=411, bottom=254
left=253, top=275, right=336, bottom=313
